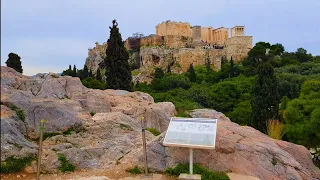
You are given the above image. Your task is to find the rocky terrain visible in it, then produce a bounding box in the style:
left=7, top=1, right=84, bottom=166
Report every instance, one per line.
left=1, top=66, right=319, bottom=180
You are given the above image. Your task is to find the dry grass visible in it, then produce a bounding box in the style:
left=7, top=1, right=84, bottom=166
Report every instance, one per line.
left=267, top=119, right=285, bottom=140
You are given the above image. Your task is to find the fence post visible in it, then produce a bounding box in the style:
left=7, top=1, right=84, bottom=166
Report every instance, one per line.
left=36, top=119, right=45, bottom=180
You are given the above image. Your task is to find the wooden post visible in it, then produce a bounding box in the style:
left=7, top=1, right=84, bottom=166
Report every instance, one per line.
left=36, top=119, right=45, bottom=180
left=141, top=116, right=148, bottom=176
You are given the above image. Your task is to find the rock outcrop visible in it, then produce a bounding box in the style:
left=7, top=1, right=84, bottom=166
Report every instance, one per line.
left=0, top=66, right=174, bottom=173
left=123, top=109, right=320, bottom=180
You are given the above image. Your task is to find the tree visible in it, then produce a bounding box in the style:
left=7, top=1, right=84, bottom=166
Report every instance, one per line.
left=295, top=48, right=312, bottom=63
left=187, top=64, right=196, bottom=82
left=205, top=50, right=212, bottom=73
left=230, top=56, right=235, bottom=78
left=88, top=70, right=93, bottom=77
left=154, top=67, right=164, bottom=79
left=96, top=68, right=102, bottom=81
left=104, top=20, right=132, bottom=91
left=167, top=64, right=171, bottom=73
left=83, top=65, right=89, bottom=78
left=6, top=53, right=23, bottom=73
left=251, top=63, right=280, bottom=133
left=270, top=43, right=285, bottom=56
left=72, top=65, right=77, bottom=77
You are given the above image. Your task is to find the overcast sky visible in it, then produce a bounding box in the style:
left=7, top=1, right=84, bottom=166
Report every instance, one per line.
left=1, top=0, right=320, bottom=75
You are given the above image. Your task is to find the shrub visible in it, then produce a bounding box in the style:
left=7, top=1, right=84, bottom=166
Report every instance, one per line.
left=90, top=111, right=96, bottom=116
left=7, top=105, right=25, bottom=122
left=145, top=128, right=161, bottom=136
left=267, top=120, right=285, bottom=140
left=0, top=156, right=35, bottom=173
left=81, top=77, right=107, bottom=90
left=165, top=163, right=229, bottom=180
left=126, top=166, right=142, bottom=174
left=119, top=123, right=133, bottom=131
left=57, top=154, right=75, bottom=172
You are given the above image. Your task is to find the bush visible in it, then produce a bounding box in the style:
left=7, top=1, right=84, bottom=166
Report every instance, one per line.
left=90, top=111, right=96, bottom=116
left=81, top=77, right=107, bottom=90
left=7, top=104, right=25, bottom=122
left=145, top=128, right=161, bottom=136
left=126, top=166, right=142, bottom=174
left=0, top=156, right=35, bottom=173
left=119, top=123, right=133, bottom=131
left=165, top=163, right=229, bottom=180
left=151, top=74, right=190, bottom=91
left=58, top=154, right=75, bottom=172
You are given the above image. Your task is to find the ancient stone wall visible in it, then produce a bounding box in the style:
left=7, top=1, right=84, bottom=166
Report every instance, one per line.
left=231, top=26, right=245, bottom=37
left=156, top=21, right=192, bottom=37
left=164, top=35, right=193, bottom=49
left=140, top=35, right=164, bottom=47
left=125, top=38, right=140, bottom=50
left=226, top=36, right=252, bottom=61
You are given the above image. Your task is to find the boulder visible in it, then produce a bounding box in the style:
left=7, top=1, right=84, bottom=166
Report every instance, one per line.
left=124, top=109, right=320, bottom=180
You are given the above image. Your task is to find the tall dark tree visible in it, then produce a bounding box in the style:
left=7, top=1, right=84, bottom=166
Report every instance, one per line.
left=104, top=20, right=132, bottom=91
left=68, top=65, right=72, bottom=71
left=72, top=65, right=77, bottom=77
left=83, top=65, right=89, bottom=78
left=154, top=67, right=164, bottom=79
left=187, top=64, right=196, bottom=82
left=230, top=56, right=235, bottom=78
left=167, top=64, right=171, bottom=73
left=96, top=68, right=102, bottom=81
left=251, top=63, right=280, bottom=133
left=205, top=50, right=212, bottom=73
left=6, top=53, right=23, bottom=73
left=88, top=70, right=93, bottom=77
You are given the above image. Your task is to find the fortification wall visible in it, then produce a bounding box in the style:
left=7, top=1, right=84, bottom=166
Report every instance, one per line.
left=164, top=35, right=193, bottom=49
left=226, top=36, right=252, bottom=61
left=156, top=21, right=192, bottom=37
left=174, top=48, right=225, bottom=71
left=140, top=35, right=164, bottom=47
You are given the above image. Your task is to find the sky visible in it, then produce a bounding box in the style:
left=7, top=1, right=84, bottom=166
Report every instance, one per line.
left=1, top=0, right=320, bottom=75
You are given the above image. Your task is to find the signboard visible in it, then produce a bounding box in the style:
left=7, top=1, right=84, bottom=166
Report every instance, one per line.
left=163, top=117, right=218, bottom=149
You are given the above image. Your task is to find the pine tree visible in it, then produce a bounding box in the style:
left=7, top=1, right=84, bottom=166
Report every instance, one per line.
left=187, top=64, right=196, bottom=82
left=104, top=20, right=132, bottom=91
left=251, top=63, right=280, bottom=133
left=6, top=53, right=23, bottom=73
left=230, top=56, right=235, bottom=78
left=88, top=70, right=93, bottom=77
left=96, top=68, right=102, bottom=81
left=68, top=65, right=72, bottom=71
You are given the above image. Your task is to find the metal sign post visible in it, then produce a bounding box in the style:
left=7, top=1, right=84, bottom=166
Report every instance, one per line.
left=141, top=116, right=148, bottom=176
left=37, top=119, right=45, bottom=180
left=189, top=148, right=193, bottom=174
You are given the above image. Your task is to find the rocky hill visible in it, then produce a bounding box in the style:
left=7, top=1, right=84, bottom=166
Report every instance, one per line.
left=1, top=66, right=319, bottom=180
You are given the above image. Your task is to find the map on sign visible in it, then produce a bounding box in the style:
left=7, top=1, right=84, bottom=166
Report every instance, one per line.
left=163, top=117, right=218, bottom=149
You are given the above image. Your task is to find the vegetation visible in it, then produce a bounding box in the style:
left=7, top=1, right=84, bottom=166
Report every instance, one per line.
left=90, top=111, right=96, bottom=116
left=267, top=120, right=285, bottom=140
left=81, top=77, right=106, bottom=90
left=134, top=42, right=320, bottom=156
left=7, top=104, right=26, bottom=122
left=0, top=156, right=35, bottom=173
left=6, top=52, right=23, bottom=73
left=126, top=166, right=142, bottom=174
left=119, top=123, right=133, bottom=131
left=145, top=128, right=161, bottom=136
left=165, top=163, right=229, bottom=180
left=105, top=20, right=133, bottom=91
left=57, top=154, right=76, bottom=172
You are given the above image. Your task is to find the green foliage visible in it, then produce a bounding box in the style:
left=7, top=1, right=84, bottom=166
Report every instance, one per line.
left=251, top=63, right=280, bottom=133
left=0, top=156, right=35, bottom=173
left=58, top=154, right=76, bottom=172
left=119, top=123, right=133, bottom=131
left=90, top=111, right=96, bottom=116
left=154, top=67, right=164, bottom=79
left=96, top=68, right=102, bottom=81
left=145, top=128, right=161, bottom=136
left=126, top=166, right=142, bottom=174
left=81, top=77, right=107, bottom=90
left=62, top=64, right=77, bottom=77
left=43, top=132, right=61, bottom=139
left=284, top=80, right=320, bottom=149
left=151, top=74, right=190, bottom=91
left=226, top=100, right=251, bottom=125
left=165, top=163, right=229, bottom=180
left=6, top=52, right=23, bottom=73
left=7, top=104, right=25, bottom=122
left=187, top=64, right=197, bottom=82
left=105, top=20, right=133, bottom=91
left=131, top=69, right=140, bottom=76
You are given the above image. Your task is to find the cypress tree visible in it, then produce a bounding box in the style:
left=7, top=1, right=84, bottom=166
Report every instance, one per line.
left=230, top=56, right=234, bottom=78
left=205, top=50, right=212, bottom=73
left=83, top=65, right=89, bottom=78
left=187, top=64, right=196, bottom=82
left=72, top=65, right=77, bottom=77
left=68, top=65, right=72, bottom=71
left=104, top=19, right=132, bottom=91
left=96, top=68, right=102, bottom=81
left=88, top=70, right=93, bottom=77
left=6, top=53, right=23, bottom=73
left=154, top=67, right=164, bottom=79
left=251, top=63, right=280, bottom=133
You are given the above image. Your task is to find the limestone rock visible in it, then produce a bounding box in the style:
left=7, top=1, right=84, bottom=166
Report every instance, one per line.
left=125, top=110, right=320, bottom=180
left=189, top=108, right=231, bottom=122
